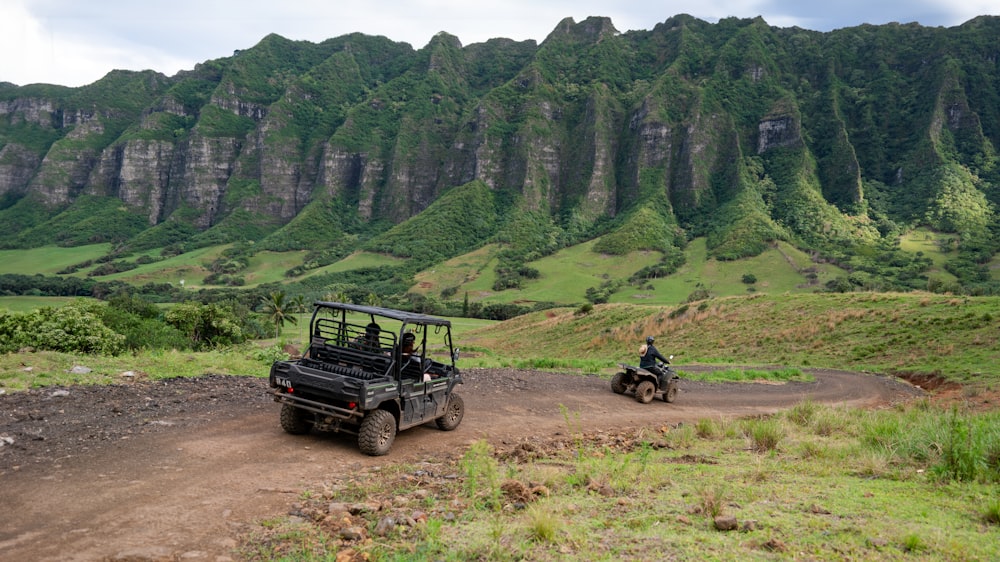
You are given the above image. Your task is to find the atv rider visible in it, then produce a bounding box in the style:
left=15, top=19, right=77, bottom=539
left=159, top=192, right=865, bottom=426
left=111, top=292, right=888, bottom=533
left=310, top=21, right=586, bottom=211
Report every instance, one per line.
left=639, top=336, right=671, bottom=390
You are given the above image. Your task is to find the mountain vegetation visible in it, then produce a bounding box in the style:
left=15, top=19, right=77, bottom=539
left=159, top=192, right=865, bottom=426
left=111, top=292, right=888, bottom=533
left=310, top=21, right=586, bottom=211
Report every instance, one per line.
left=1, top=14, right=999, bottom=310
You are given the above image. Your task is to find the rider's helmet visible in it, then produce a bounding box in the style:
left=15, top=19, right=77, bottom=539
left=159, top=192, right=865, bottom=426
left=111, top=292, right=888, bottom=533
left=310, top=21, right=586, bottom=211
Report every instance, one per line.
left=646, top=336, right=655, bottom=345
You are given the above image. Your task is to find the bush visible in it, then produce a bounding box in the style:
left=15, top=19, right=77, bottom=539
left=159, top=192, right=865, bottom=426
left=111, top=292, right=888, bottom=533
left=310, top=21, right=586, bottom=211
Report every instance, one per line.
left=0, top=301, right=125, bottom=355
left=165, top=302, right=246, bottom=350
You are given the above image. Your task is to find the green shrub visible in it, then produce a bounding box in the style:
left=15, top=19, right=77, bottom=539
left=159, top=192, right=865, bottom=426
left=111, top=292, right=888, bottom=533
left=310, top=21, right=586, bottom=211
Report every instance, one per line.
left=0, top=300, right=125, bottom=355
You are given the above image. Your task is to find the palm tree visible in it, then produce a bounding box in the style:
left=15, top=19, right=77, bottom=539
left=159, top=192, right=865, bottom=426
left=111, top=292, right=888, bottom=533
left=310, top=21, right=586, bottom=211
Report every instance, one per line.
left=260, top=291, right=298, bottom=339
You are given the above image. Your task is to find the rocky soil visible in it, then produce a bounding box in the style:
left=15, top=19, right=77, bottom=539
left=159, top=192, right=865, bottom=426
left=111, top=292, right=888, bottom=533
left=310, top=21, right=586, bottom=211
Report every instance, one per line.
left=0, top=367, right=922, bottom=561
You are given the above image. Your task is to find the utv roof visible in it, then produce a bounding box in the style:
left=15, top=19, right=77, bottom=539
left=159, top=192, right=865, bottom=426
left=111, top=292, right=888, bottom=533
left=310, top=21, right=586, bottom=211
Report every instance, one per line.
left=313, top=301, right=452, bottom=327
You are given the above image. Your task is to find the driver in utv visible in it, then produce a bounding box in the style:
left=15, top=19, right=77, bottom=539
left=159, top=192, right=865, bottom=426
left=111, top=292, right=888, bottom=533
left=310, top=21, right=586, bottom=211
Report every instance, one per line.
left=639, top=336, right=671, bottom=390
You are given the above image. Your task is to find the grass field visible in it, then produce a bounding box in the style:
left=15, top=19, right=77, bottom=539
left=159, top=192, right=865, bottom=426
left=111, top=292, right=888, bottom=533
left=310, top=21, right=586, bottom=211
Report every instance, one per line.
left=304, top=251, right=407, bottom=279
left=0, top=243, right=112, bottom=276
left=98, top=245, right=230, bottom=287
left=0, top=296, right=84, bottom=312
left=612, top=239, right=847, bottom=305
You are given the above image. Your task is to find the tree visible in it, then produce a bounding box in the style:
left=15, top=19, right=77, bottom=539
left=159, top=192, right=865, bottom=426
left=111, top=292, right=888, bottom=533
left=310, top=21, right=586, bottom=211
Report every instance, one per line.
left=260, top=291, right=298, bottom=339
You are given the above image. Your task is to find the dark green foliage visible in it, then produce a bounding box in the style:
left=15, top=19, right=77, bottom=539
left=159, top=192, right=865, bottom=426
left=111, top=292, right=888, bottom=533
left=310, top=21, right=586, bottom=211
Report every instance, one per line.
left=195, top=105, right=256, bottom=138
left=98, top=295, right=190, bottom=351
left=593, top=205, right=678, bottom=255
left=260, top=199, right=367, bottom=252
left=366, top=181, right=499, bottom=262
left=0, top=195, right=57, bottom=247
left=14, top=196, right=149, bottom=248
left=164, top=301, right=247, bottom=349
left=126, top=220, right=200, bottom=252
left=0, top=301, right=125, bottom=355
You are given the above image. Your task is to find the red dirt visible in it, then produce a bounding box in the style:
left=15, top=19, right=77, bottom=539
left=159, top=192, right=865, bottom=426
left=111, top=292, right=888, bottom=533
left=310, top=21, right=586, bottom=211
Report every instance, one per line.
left=0, top=367, right=922, bottom=561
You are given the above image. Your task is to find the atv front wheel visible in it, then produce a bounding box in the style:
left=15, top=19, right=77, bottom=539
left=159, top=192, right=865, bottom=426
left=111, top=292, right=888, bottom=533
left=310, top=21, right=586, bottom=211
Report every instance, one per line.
left=635, top=380, right=655, bottom=404
left=436, top=392, right=465, bottom=431
left=610, top=372, right=628, bottom=394
left=359, top=409, right=397, bottom=456
left=279, top=403, right=311, bottom=434
left=663, top=383, right=678, bottom=403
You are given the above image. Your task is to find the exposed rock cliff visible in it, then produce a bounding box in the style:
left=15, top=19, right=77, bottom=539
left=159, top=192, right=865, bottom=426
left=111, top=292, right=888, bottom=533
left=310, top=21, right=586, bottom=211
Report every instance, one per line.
left=0, top=16, right=996, bottom=261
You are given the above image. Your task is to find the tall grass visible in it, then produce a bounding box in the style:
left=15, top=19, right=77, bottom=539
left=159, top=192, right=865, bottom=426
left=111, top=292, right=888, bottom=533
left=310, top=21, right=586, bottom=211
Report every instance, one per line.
left=857, top=405, right=1000, bottom=483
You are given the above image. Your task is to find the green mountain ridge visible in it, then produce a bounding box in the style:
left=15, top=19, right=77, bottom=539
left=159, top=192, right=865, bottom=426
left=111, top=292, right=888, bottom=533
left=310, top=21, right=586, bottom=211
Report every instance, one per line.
left=0, top=14, right=998, bottom=296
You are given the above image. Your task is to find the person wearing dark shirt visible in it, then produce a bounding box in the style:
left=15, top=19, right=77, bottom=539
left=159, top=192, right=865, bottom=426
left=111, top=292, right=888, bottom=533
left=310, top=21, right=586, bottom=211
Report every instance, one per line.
left=639, top=335, right=670, bottom=389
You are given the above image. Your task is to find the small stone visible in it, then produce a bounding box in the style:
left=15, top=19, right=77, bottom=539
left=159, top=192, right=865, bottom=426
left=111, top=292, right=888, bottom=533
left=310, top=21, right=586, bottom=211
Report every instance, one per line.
left=714, top=515, right=739, bottom=531
left=339, top=525, right=366, bottom=541
left=51, top=390, right=70, bottom=397
left=374, top=516, right=396, bottom=536
left=741, top=519, right=758, bottom=532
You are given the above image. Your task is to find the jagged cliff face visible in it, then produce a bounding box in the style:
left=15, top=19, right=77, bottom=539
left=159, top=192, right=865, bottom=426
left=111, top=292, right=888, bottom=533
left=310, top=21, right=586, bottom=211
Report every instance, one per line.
left=0, top=16, right=998, bottom=252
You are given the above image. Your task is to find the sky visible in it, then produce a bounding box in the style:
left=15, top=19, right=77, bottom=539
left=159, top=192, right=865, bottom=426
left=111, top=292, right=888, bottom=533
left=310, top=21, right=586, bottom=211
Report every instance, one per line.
left=2, top=0, right=998, bottom=88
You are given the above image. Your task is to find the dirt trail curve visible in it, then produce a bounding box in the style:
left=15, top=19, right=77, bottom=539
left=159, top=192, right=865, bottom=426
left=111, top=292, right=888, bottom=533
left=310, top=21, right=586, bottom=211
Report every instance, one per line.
left=0, top=367, right=921, bottom=561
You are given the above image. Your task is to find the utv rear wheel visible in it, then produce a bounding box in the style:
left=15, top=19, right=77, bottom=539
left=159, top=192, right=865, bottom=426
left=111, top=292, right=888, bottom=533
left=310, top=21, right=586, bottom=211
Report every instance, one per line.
left=359, top=409, right=396, bottom=456
left=635, top=380, right=655, bottom=404
left=280, top=403, right=311, bottom=434
left=436, top=392, right=465, bottom=431
left=663, top=384, right=678, bottom=403
left=610, top=372, right=628, bottom=394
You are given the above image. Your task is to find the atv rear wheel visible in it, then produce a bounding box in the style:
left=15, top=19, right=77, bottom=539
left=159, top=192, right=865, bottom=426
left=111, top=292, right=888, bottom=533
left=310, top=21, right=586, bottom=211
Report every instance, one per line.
left=279, top=403, right=311, bottom=434
left=635, top=380, right=655, bottom=404
left=359, top=409, right=396, bottom=456
left=436, top=392, right=465, bottom=431
left=663, top=383, right=678, bottom=403
left=610, top=372, right=628, bottom=394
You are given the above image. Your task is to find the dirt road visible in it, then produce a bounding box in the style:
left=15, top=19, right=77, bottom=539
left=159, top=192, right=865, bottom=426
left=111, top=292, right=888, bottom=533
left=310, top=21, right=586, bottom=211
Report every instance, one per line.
left=0, top=368, right=920, bottom=561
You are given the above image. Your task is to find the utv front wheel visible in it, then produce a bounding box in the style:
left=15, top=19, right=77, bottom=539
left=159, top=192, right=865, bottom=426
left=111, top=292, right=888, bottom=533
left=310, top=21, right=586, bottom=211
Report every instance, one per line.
left=436, top=392, right=465, bottom=431
left=610, top=372, right=628, bottom=394
left=635, top=380, right=655, bottom=404
left=359, top=409, right=397, bottom=456
left=280, top=403, right=311, bottom=435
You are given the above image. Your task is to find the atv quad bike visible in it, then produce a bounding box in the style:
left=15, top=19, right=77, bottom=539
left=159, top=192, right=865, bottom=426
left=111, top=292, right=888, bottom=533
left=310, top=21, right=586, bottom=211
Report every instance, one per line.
left=611, top=357, right=679, bottom=404
left=268, top=301, right=464, bottom=456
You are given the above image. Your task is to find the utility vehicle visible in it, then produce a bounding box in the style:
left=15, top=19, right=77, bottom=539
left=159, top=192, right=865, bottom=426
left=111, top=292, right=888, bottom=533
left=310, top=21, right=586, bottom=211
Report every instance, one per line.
left=268, top=302, right=464, bottom=455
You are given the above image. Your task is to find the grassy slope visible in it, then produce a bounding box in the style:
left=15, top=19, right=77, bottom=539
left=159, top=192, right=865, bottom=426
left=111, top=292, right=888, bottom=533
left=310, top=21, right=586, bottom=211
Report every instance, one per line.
left=898, top=227, right=960, bottom=284
left=612, top=239, right=847, bottom=305
left=303, top=251, right=407, bottom=279
left=462, top=293, right=1000, bottom=384
left=0, top=243, right=112, bottom=275
left=0, top=225, right=963, bottom=303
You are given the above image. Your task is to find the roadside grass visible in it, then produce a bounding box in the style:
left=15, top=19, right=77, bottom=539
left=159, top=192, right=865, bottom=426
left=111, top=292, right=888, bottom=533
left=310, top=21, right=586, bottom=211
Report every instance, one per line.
left=240, top=401, right=1000, bottom=560
left=0, top=347, right=271, bottom=391
left=678, top=367, right=812, bottom=383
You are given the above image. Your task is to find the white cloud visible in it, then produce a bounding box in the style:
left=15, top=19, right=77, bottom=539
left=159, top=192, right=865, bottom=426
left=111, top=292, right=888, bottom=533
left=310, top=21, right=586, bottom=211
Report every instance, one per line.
left=0, top=0, right=190, bottom=86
